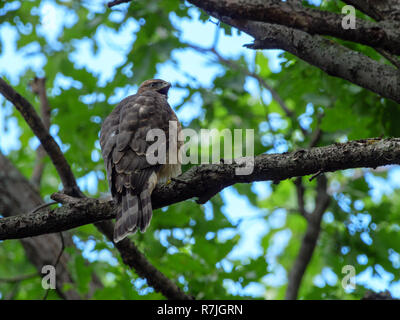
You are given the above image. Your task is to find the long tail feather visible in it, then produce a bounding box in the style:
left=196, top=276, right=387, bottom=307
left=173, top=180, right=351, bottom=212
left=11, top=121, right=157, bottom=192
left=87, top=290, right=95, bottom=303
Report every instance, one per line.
left=139, top=190, right=153, bottom=232
left=113, top=193, right=139, bottom=243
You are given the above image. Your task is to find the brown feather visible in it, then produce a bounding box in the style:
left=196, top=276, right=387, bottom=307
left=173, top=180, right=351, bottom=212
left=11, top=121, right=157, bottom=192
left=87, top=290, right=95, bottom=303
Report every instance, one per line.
left=99, top=79, right=182, bottom=243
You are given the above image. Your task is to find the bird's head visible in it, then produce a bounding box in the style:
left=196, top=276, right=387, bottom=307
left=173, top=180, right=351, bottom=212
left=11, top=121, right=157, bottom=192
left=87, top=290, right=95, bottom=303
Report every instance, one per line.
left=137, top=79, right=171, bottom=96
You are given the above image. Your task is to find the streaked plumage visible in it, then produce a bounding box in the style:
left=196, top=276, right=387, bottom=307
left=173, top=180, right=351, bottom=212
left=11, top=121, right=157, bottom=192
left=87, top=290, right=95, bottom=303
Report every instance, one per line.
left=100, top=79, right=182, bottom=242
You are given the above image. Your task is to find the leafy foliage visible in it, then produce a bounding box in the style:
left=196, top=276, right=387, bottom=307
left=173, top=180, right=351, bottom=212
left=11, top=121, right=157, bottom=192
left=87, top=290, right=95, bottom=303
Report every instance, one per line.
left=1, top=0, right=400, bottom=300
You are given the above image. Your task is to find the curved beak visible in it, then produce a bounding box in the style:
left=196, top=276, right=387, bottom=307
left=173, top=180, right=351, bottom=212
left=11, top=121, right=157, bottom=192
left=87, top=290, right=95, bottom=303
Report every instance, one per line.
left=158, top=82, right=171, bottom=95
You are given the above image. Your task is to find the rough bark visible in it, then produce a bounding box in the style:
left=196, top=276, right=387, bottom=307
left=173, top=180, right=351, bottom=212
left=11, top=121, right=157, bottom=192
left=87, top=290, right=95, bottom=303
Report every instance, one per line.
left=107, top=0, right=400, bottom=103
left=1, top=138, right=400, bottom=240
left=343, top=0, right=400, bottom=21
left=214, top=16, right=400, bottom=104
left=188, top=0, right=400, bottom=55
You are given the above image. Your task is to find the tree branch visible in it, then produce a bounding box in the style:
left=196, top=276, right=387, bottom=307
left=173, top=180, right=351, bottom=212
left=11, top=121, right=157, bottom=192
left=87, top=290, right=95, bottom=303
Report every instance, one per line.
left=0, top=78, right=190, bottom=300
left=106, top=1, right=400, bottom=102
left=0, top=78, right=192, bottom=300
left=294, top=177, right=308, bottom=219
left=43, top=232, right=65, bottom=300
left=30, top=77, right=51, bottom=132
left=1, top=137, right=400, bottom=240
left=375, top=48, right=400, bottom=69
left=95, top=220, right=192, bottom=300
left=285, top=174, right=331, bottom=300
left=188, top=0, right=400, bottom=55
left=343, top=0, right=400, bottom=22
left=107, top=0, right=131, bottom=8
left=341, top=1, right=400, bottom=69
left=0, top=77, right=83, bottom=197
left=30, top=77, right=51, bottom=189
left=212, top=16, right=400, bottom=104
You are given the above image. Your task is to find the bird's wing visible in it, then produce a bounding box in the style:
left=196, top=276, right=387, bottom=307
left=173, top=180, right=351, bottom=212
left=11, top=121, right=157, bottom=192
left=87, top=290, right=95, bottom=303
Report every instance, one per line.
left=100, top=91, right=178, bottom=242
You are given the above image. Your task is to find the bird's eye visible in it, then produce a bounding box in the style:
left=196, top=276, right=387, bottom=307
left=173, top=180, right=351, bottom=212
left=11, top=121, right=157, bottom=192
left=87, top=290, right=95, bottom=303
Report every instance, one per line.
left=151, top=83, right=157, bottom=87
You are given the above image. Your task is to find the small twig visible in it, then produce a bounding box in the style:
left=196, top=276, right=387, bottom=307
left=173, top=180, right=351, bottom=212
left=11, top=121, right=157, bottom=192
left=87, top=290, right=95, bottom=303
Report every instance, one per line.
left=30, top=201, right=58, bottom=214
left=211, top=24, right=220, bottom=50
left=51, top=192, right=84, bottom=205
left=285, top=175, right=330, bottom=300
left=309, top=128, right=322, bottom=149
left=309, top=170, right=322, bottom=182
left=95, top=220, right=192, bottom=300
left=107, top=0, right=131, bottom=8
left=294, top=177, right=308, bottom=218
left=290, top=177, right=330, bottom=296
left=43, top=232, right=65, bottom=300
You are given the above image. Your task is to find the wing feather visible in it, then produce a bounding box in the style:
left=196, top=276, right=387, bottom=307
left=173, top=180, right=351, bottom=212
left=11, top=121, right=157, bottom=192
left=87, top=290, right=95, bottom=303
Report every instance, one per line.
left=100, top=89, right=182, bottom=242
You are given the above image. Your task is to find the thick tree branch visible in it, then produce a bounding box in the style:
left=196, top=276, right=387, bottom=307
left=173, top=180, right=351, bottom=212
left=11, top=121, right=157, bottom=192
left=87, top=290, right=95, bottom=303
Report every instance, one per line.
left=111, top=0, right=400, bottom=54
left=343, top=0, right=400, bottom=22
left=342, top=1, right=400, bottom=69
left=1, top=137, right=400, bottom=240
left=188, top=0, right=400, bottom=55
left=212, top=16, right=400, bottom=104
left=108, top=2, right=400, bottom=102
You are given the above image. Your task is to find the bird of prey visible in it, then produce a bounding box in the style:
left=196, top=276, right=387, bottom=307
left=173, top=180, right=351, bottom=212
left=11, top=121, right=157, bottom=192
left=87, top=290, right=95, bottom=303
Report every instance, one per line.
left=100, top=79, right=182, bottom=243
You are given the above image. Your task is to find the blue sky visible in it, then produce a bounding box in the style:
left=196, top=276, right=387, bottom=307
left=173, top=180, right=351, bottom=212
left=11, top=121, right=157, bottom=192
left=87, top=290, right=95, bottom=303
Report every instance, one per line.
left=1, top=0, right=400, bottom=298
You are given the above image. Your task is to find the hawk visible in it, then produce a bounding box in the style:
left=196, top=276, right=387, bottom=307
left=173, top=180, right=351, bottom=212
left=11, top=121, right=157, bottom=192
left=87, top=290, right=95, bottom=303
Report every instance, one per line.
left=100, top=79, right=182, bottom=243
